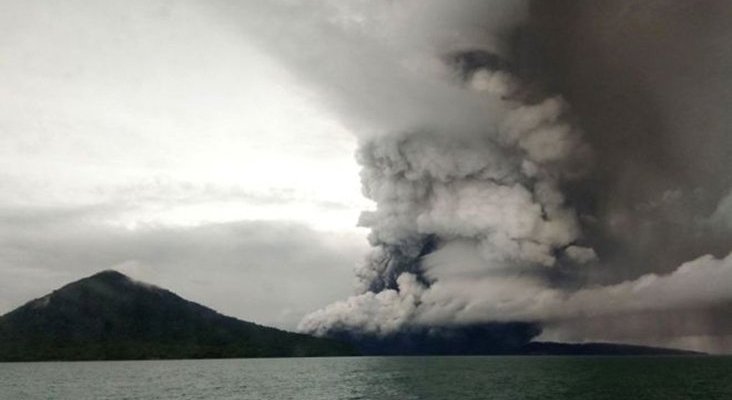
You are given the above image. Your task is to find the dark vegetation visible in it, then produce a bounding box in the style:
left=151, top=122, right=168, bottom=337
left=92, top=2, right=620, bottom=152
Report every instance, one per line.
left=0, top=270, right=357, bottom=361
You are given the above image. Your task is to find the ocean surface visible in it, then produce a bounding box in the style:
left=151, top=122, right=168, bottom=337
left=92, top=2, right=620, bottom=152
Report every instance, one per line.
left=1, top=356, right=731, bottom=400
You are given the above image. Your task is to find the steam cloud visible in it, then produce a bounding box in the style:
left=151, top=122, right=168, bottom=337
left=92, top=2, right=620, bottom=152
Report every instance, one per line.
left=300, top=70, right=595, bottom=336
left=232, top=0, right=732, bottom=353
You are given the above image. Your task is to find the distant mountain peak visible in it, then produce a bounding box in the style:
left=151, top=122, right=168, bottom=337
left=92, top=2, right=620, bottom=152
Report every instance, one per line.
left=0, top=271, right=357, bottom=361
left=33, top=269, right=167, bottom=311
left=69, top=269, right=149, bottom=289
left=87, top=269, right=131, bottom=281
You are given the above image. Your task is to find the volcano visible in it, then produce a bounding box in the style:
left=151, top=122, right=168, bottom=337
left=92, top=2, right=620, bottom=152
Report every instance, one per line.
left=0, top=270, right=357, bottom=361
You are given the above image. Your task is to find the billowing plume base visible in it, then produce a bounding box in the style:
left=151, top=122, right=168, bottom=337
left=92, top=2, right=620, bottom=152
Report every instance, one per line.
left=300, top=48, right=595, bottom=338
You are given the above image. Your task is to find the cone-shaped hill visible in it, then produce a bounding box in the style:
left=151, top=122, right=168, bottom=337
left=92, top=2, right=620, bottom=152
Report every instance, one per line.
left=0, top=270, right=357, bottom=361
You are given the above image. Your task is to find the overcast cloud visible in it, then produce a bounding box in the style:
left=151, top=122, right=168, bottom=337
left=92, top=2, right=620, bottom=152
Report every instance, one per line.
left=2, top=0, right=732, bottom=354
left=0, top=0, right=370, bottom=329
left=0, top=204, right=368, bottom=329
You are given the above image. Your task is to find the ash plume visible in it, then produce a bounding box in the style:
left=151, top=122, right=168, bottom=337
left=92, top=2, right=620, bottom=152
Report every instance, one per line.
left=229, top=0, right=732, bottom=353
left=292, top=0, right=595, bottom=339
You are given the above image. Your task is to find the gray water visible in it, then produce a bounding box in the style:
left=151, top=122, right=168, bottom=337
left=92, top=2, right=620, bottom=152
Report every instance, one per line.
left=1, top=356, right=731, bottom=400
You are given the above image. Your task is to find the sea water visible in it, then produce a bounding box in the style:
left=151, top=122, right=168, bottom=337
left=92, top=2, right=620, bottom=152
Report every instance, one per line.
left=1, top=356, right=731, bottom=400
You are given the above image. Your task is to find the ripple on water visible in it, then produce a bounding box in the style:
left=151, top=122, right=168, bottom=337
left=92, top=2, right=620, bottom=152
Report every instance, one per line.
left=0, top=356, right=731, bottom=400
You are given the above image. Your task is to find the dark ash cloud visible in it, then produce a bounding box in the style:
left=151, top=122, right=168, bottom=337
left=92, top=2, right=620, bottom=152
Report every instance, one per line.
left=523, top=0, right=732, bottom=282
left=222, top=0, right=732, bottom=353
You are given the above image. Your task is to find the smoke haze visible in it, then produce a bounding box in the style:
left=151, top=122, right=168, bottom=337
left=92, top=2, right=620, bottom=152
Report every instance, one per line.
left=220, top=0, right=732, bottom=353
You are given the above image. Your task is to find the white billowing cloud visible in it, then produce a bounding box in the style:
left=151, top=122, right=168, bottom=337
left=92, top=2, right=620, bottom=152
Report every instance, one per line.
left=300, top=273, right=424, bottom=337
left=301, top=250, right=732, bottom=342
left=416, top=181, right=576, bottom=267
left=556, top=252, right=732, bottom=318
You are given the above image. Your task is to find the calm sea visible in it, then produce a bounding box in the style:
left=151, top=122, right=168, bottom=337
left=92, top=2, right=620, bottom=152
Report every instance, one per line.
left=1, top=356, right=731, bottom=400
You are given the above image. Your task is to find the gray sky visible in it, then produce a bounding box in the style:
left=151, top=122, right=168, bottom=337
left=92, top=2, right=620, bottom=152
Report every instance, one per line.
left=0, top=0, right=370, bottom=329
left=2, top=0, right=732, bottom=354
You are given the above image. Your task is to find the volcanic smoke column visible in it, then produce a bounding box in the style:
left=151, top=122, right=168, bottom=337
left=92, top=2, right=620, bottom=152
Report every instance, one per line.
left=232, top=0, right=732, bottom=352
left=299, top=50, right=596, bottom=337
